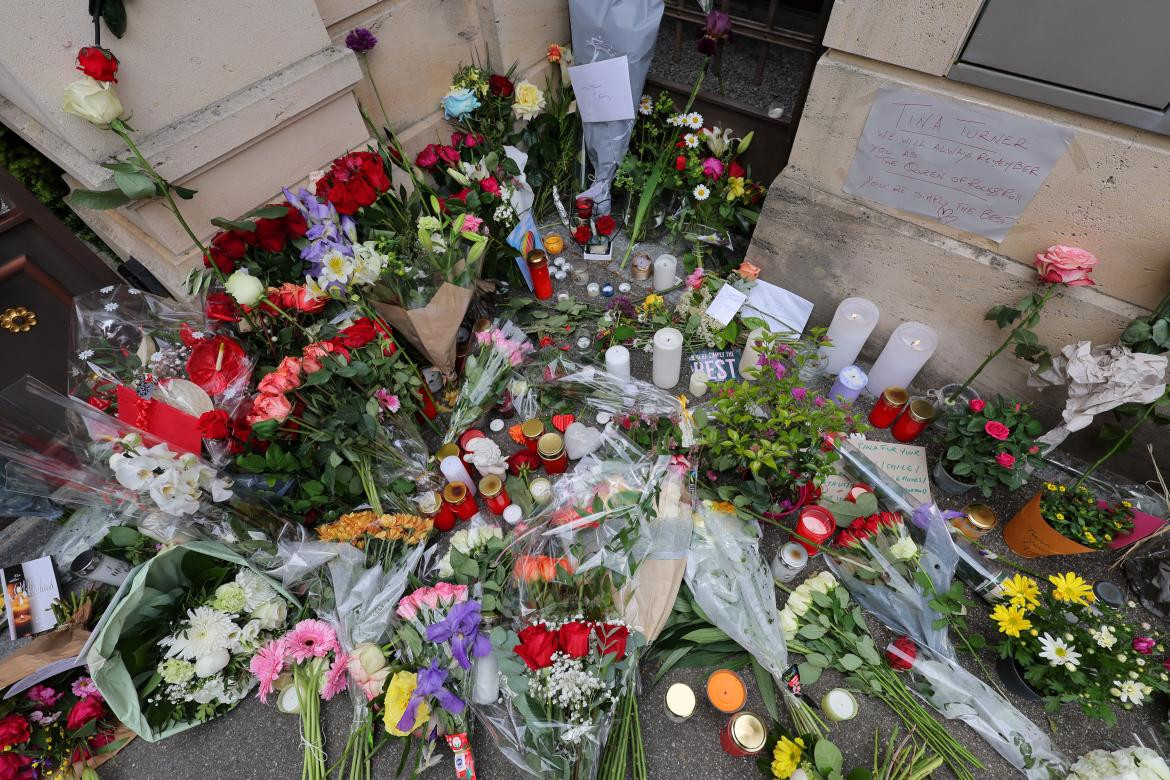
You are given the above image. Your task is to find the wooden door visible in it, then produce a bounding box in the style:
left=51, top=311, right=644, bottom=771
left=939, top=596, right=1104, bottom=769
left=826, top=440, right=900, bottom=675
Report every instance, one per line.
left=0, top=166, right=122, bottom=392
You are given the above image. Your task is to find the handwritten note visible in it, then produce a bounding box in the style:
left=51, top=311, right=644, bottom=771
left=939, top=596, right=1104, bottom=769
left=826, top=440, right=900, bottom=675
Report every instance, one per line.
left=822, top=439, right=933, bottom=505
left=567, top=56, right=635, bottom=123
left=843, top=87, right=1074, bottom=241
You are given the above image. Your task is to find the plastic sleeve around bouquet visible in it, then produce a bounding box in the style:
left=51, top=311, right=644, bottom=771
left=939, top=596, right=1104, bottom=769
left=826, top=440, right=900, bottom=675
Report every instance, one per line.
left=886, top=639, right=1069, bottom=779
left=443, top=320, right=534, bottom=443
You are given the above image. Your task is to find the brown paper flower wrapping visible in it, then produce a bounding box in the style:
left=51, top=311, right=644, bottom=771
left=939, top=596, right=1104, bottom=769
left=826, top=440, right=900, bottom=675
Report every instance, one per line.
left=373, top=283, right=473, bottom=375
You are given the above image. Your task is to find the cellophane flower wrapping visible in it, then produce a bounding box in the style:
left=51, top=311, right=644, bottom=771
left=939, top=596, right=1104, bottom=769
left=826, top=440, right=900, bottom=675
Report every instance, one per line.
left=886, top=638, right=1068, bottom=779
left=444, top=320, right=533, bottom=443
left=825, top=503, right=960, bottom=659
left=473, top=454, right=654, bottom=779
left=1065, top=746, right=1170, bottom=780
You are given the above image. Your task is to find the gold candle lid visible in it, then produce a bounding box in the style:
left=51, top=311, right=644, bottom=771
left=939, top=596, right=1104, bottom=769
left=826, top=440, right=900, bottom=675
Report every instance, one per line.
left=525, top=250, right=548, bottom=269
left=479, top=474, right=503, bottom=498
left=962, top=503, right=997, bottom=531
left=443, top=483, right=468, bottom=503
left=436, top=443, right=461, bottom=461
left=881, top=386, right=909, bottom=406
left=521, top=419, right=545, bottom=439
left=906, top=399, right=936, bottom=423
left=537, top=432, right=564, bottom=458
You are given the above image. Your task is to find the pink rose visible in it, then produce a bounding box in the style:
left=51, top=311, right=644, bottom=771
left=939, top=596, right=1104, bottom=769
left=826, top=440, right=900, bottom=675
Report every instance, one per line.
left=248, top=392, right=292, bottom=424
left=461, top=214, right=485, bottom=234
left=419, top=587, right=441, bottom=610
left=302, top=341, right=339, bottom=374
left=984, top=420, right=1010, bottom=440
left=395, top=599, right=418, bottom=621
left=276, top=357, right=302, bottom=378
left=995, top=452, right=1016, bottom=469
left=258, top=368, right=300, bottom=395
left=968, top=398, right=985, bottom=413
left=1029, top=445, right=1040, bottom=454
left=701, top=157, right=724, bottom=179
left=1034, top=245, right=1097, bottom=287
left=479, top=176, right=501, bottom=196
left=1133, top=636, right=1156, bottom=655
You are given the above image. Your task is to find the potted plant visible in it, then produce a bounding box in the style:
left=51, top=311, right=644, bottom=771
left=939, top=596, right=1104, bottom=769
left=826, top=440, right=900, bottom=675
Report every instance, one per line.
left=935, top=396, right=1044, bottom=497
left=990, top=571, right=1169, bottom=725
left=1004, top=481, right=1134, bottom=557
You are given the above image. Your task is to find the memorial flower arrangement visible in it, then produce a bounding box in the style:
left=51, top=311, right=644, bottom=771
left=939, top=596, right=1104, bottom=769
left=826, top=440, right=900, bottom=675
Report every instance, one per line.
left=665, top=124, right=762, bottom=250
left=1036, top=481, right=1134, bottom=549
left=443, top=321, right=534, bottom=443
left=758, top=726, right=943, bottom=780
left=107, top=433, right=234, bottom=516
left=1065, top=746, right=1170, bottom=780
left=938, top=396, right=1045, bottom=496
left=990, top=571, right=1169, bottom=723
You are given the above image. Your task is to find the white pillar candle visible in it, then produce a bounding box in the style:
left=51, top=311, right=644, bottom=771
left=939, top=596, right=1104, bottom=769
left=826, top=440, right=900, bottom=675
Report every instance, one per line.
left=688, top=370, right=709, bottom=398
left=653, top=254, right=678, bottom=291
left=819, top=297, right=879, bottom=374
left=865, top=322, right=939, bottom=395
left=440, top=455, right=476, bottom=495
left=652, top=327, right=684, bottom=388
left=471, top=652, right=500, bottom=705
left=739, top=327, right=769, bottom=378
left=604, top=345, right=631, bottom=379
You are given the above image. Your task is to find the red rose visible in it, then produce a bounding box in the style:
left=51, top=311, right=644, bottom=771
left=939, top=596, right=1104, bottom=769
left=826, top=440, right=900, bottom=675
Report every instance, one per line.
left=204, top=292, right=241, bottom=323
left=283, top=203, right=308, bottom=239
left=66, top=695, right=106, bottom=732
left=0, top=715, right=29, bottom=750
left=886, top=637, right=918, bottom=672
left=968, top=398, right=986, bottom=413
left=87, top=395, right=111, bottom=411
left=0, top=753, right=33, bottom=780
left=595, top=623, right=629, bottom=659
left=675, top=155, right=686, bottom=171
left=507, top=451, right=539, bottom=475
left=514, top=624, right=559, bottom=670
left=76, top=46, right=119, bottom=82
left=489, top=74, right=515, bottom=97
left=984, top=420, right=1010, bottom=441
left=204, top=230, right=248, bottom=273
left=572, top=224, right=591, bottom=244
left=558, top=621, right=592, bottom=658
left=415, top=144, right=440, bottom=169
left=186, top=336, right=249, bottom=395
left=437, top=146, right=461, bottom=167
left=728, top=159, right=746, bottom=179
left=466, top=133, right=485, bottom=148
left=315, top=151, right=390, bottom=215
left=595, top=215, right=616, bottom=237
left=480, top=176, right=501, bottom=196
left=198, top=409, right=231, bottom=439
left=246, top=211, right=288, bottom=253
left=340, top=317, right=377, bottom=348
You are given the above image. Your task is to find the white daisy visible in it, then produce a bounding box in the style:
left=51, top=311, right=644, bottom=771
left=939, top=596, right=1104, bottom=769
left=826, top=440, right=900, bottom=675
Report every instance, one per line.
left=127, top=288, right=142, bottom=295
left=683, top=133, right=699, bottom=148
left=1037, top=633, right=1081, bottom=669
left=77, top=349, right=95, bottom=360
left=1113, top=679, right=1147, bottom=705
left=163, top=606, right=238, bottom=660
left=692, top=184, right=711, bottom=201
left=638, top=96, right=652, bottom=116
left=100, top=285, right=115, bottom=294
left=103, top=302, right=118, bottom=312
left=685, top=111, right=703, bottom=129
left=667, top=114, right=685, bottom=127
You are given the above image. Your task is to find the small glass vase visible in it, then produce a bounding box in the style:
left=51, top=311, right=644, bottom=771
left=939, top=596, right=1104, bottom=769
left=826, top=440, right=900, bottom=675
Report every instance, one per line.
left=934, top=383, right=981, bottom=417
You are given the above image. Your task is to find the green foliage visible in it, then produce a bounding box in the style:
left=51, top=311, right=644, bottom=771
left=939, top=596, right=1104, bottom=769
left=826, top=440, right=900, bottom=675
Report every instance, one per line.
left=939, top=395, right=1044, bottom=497
left=982, top=289, right=1055, bottom=373
left=1038, top=481, right=1133, bottom=548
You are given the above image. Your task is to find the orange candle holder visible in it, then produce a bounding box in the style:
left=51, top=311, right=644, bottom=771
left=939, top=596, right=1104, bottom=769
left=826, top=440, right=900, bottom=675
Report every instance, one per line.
left=706, top=669, right=747, bottom=713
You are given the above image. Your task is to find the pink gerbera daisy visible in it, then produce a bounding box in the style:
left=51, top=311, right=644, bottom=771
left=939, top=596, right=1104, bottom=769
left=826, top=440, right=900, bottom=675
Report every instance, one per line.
left=250, top=638, right=288, bottom=703
left=71, top=677, right=101, bottom=701
left=285, top=619, right=339, bottom=663
left=321, top=653, right=350, bottom=701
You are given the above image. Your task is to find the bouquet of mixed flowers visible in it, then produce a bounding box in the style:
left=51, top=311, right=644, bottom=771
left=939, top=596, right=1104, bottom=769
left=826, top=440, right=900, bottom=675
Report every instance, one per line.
left=444, top=320, right=534, bottom=442
left=414, top=132, right=525, bottom=244
left=1065, top=746, right=1170, bottom=780
left=314, top=509, right=433, bottom=571
left=990, top=570, right=1170, bottom=723
left=434, top=521, right=514, bottom=623
left=439, top=63, right=547, bottom=150
left=1037, top=480, right=1134, bottom=549
left=759, top=725, right=943, bottom=780
left=938, top=396, right=1045, bottom=496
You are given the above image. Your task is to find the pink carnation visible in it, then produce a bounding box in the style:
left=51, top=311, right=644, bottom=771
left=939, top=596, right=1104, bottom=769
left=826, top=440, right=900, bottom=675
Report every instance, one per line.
left=461, top=214, right=485, bottom=234
left=249, top=638, right=287, bottom=703
left=26, top=685, right=62, bottom=708
left=285, top=619, right=339, bottom=663
left=1034, top=245, right=1097, bottom=287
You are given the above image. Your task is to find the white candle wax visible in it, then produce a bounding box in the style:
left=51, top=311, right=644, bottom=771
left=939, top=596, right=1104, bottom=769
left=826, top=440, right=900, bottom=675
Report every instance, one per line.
left=829, top=365, right=868, bottom=406
left=739, top=327, right=769, bottom=378
left=819, top=297, right=879, bottom=374
left=604, top=345, right=631, bottom=379
left=653, top=254, right=678, bottom=291
left=688, top=370, right=709, bottom=398
left=652, top=327, right=684, bottom=388
left=440, top=455, right=476, bottom=494
left=770, top=541, right=809, bottom=583
left=471, top=652, right=500, bottom=705
left=865, top=322, right=938, bottom=395
left=821, top=688, right=859, bottom=722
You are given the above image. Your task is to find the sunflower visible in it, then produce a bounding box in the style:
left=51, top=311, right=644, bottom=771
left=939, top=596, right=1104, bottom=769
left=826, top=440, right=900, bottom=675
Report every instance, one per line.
left=1049, top=572, right=1094, bottom=605
left=1000, top=574, right=1040, bottom=611
left=990, top=603, right=1032, bottom=637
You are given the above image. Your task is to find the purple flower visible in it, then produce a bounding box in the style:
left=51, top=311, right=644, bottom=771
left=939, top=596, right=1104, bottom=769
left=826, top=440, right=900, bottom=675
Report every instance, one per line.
left=791, top=386, right=807, bottom=401
left=425, top=600, right=490, bottom=670
left=813, top=396, right=826, bottom=408
left=773, top=361, right=786, bottom=380
left=697, top=11, right=732, bottom=55
left=608, top=295, right=636, bottom=320
left=397, top=659, right=465, bottom=732
left=702, top=157, right=724, bottom=179
left=345, top=28, right=378, bottom=54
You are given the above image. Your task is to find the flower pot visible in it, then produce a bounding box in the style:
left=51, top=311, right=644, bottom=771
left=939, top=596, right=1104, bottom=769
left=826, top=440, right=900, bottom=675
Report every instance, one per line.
left=933, top=460, right=976, bottom=496
left=1002, top=492, right=1096, bottom=558
left=995, top=656, right=1043, bottom=702
left=934, top=383, right=981, bottom=417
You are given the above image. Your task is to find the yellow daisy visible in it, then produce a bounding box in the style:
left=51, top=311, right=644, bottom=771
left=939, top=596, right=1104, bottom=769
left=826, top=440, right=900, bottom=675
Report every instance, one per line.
left=1049, top=572, right=1094, bottom=605
left=771, top=736, right=804, bottom=779
left=990, top=603, right=1032, bottom=637
left=1000, top=574, right=1040, bottom=611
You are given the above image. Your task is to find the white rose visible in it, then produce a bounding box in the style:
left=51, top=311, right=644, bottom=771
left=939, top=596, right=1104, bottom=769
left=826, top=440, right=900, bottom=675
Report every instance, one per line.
left=62, top=76, right=123, bottom=126
left=250, top=598, right=287, bottom=631
left=449, top=529, right=471, bottom=554
left=436, top=553, right=455, bottom=579
left=806, top=574, right=831, bottom=595
left=512, top=81, right=546, bottom=120
left=889, top=536, right=919, bottom=561
left=350, top=643, right=387, bottom=676
left=225, top=270, right=264, bottom=305
left=194, top=647, right=230, bottom=677
left=787, top=589, right=811, bottom=617
left=779, top=607, right=799, bottom=641
left=814, top=571, right=838, bottom=592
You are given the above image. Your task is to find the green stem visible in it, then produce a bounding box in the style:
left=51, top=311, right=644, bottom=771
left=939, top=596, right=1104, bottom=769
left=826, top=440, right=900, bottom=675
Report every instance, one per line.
left=1073, top=401, right=1155, bottom=489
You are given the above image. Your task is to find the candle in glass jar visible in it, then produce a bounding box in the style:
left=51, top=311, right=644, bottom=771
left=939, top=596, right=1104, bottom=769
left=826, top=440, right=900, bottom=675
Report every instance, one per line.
left=443, top=482, right=478, bottom=521
left=829, top=365, right=868, bottom=406
left=525, top=250, right=554, bottom=300
left=537, top=432, right=568, bottom=474
left=543, top=235, right=564, bottom=256
left=890, top=399, right=936, bottom=443
left=664, top=683, right=696, bottom=722
left=865, top=322, right=938, bottom=395
left=479, top=475, right=510, bottom=515
left=706, top=669, right=747, bottom=713
left=521, top=419, right=545, bottom=453
left=791, top=505, right=836, bottom=554
left=471, top=652, right=500, bottom=705
left=418, top=489, right=456, bottom=533
left=652, top=327, right=684, bottom=388
left=586, top=283, right=600, bottom=297
left=688, top=370, right=709, bottom=398
left=605, top=345, right=631, bottom=379
left=867, top=386, right=909, bottom=428
left=653, top=254, right=678, bottom=291
left=769, top=541, right=809, bottom=583
left=441, top=455, right=477, bottom=494
left=821, top=689, right=859, bottom=722
left=819, top=297, right=880, bottom=374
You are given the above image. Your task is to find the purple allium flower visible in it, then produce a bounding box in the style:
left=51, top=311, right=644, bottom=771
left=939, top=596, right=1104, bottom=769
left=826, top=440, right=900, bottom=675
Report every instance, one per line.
left=345, top=28, right=378, bottom=54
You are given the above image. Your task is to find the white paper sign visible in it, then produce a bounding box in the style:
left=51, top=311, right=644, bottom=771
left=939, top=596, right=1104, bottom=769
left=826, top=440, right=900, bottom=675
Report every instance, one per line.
left=705, top=284, right=747, bottom=327
left=567, top=56, right=635, bottom=123
left=822, top=439, right=933, bottom=505
left=843, top=86, right=1074, bottom=242
left=740, top=280, right=813, bottom=336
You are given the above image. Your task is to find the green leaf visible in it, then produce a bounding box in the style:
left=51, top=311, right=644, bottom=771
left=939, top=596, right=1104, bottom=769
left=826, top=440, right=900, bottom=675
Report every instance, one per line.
left=244, top=205, right=291, bottom=220
left=680, top=627, right=732, bottom=644
left=798, top=624, right=827, bottom=640
left=99, top=0, right=128, bottom=37
left=1153, top=319, right=1169, bottom=347
left=210, top=217, right=258, bottom=232
left=796, top=662, right=822, bottom=686
left=751, top=659, right=778, bottom=721
left=814, top=738, right=844, bottom=774
left=66, top=187, right=132, bottom=210
left=1122, top=319, right=1153, bottom=346
left=173, top=185, right=198, bottom=200
left=113, top=170, right=158, bottom=200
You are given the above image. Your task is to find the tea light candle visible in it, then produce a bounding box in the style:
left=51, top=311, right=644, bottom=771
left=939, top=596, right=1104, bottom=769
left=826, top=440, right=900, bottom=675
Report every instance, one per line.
left=865, top=322, right=938, bottom=395
left=739, top=327, right=768, bottom=378
left=653, top=254, right=678, bottom=291
left=554, top=269, right=567, bottom=281
left=503, top=504, right=523, bottom=525
left=586, top=283, right=600, bottom=297
left=576, top=336, right=592, bottom=351
left=706, top=669, right=747, bottom=713
left=665, top=683, right=696, bottom=722
left=652, top=327, right=684, bottom=389
left=571, top=267, right=589, bottom=284
left=489, top=418, right=505, bottom=432
left=440, top=455, right=477, bottom=494
left=596, top=411, right=613, bottom=425
left=688, top=369, right=709, bottom=397
left=601, top=283, right=614, bottom=297
left=829, top=365, right=868, bottom=406
left=821, top=689, right=858, bottom=722
left=618, top=282, right=631, bottom=294
left=557, top=293, right=569, bottom=302
left=769, top=541, right=809, bottom=583
left=819, top=298, right=880, bottom=374
left=605, top=345, right=631, bottom=379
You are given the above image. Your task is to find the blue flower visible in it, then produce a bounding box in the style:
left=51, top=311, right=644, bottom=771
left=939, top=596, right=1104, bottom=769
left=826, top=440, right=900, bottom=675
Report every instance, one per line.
left=441, top=88, right=480, bottom=121
left=396, top=659, right=464, bottom=733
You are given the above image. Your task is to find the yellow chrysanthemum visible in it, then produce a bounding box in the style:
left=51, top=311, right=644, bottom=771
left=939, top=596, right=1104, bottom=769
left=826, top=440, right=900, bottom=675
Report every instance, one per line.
left=1054, top=513, right=1065, bottom=521
left=1049, top=572, right=1094, bottom=605
left=383, top=670, right=430, bottom=737
left=990, top=603, right=1032, bottom=637
left=1058, top=485, right=1067, bottom=492
left=641, top=293, right=664, bottom=312
left=1084, top=531, right=1097, bottom=544
left=1000, top=574, right=1040, bottom=611
left=771, top=736, right=805, bottom=779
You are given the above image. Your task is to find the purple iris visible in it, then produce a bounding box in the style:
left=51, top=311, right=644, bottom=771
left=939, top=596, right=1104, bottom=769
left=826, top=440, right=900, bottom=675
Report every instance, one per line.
left=345, top=27, right=378, bottom=54
left=282, top=186, right=354, bottom=267
left=397, top=659, right=465, bottom=732
left=697, top=11, right=732, bottom=55
left=425, top=600, right=490, bottom=670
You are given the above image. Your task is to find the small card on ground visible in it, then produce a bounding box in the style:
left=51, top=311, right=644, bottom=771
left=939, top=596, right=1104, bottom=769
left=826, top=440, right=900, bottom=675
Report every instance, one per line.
left=2, top=556, right=60, bottom=641
left=822, top=439, right=933, bottom=506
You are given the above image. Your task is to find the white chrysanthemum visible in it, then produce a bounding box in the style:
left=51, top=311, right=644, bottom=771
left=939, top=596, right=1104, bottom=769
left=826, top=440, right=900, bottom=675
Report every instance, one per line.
left=100, top=285, right=115, bottom=294
left=235, top=568, right=278, bottom=612
left=683, top=133, right=699, bottom=148
left=1038, top=633, right=1081, bottom=669
left=417, top=215, right=441, bottom=233
left=692, top=184, right=710, bottom=201
left=685, top=112, right=703, bottom=129
left=103, top=302, right=118, bottom=311
left=1089, top=625, right=1117, bottom=649
left=163, top=606, right=238, bottom=660
left=1113, top=679, right=1147, bottom=705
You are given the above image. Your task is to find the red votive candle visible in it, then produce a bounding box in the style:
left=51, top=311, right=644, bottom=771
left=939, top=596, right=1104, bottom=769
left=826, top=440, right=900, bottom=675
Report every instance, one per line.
left=891, top=399, right=936, bottom=443
left=443, top=483, right=478, bottom=521
left=867, top=386, right=909, bottom=429
left=420, top=490, right=456, bottom=532
left=575, top=196, right=594, bottom=220
left=521, top=419, right=545, bottom=454
left=459, top=428, right=486, bottom=452
left=791, top=505, right=836, bottom=554
left=526, top=250, right=554, bottom=300
left=417, top=385, right=438, bottom=420
left=479, top=475, right=510, bottom=515
left=537, top=433, right=568, bottom=475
